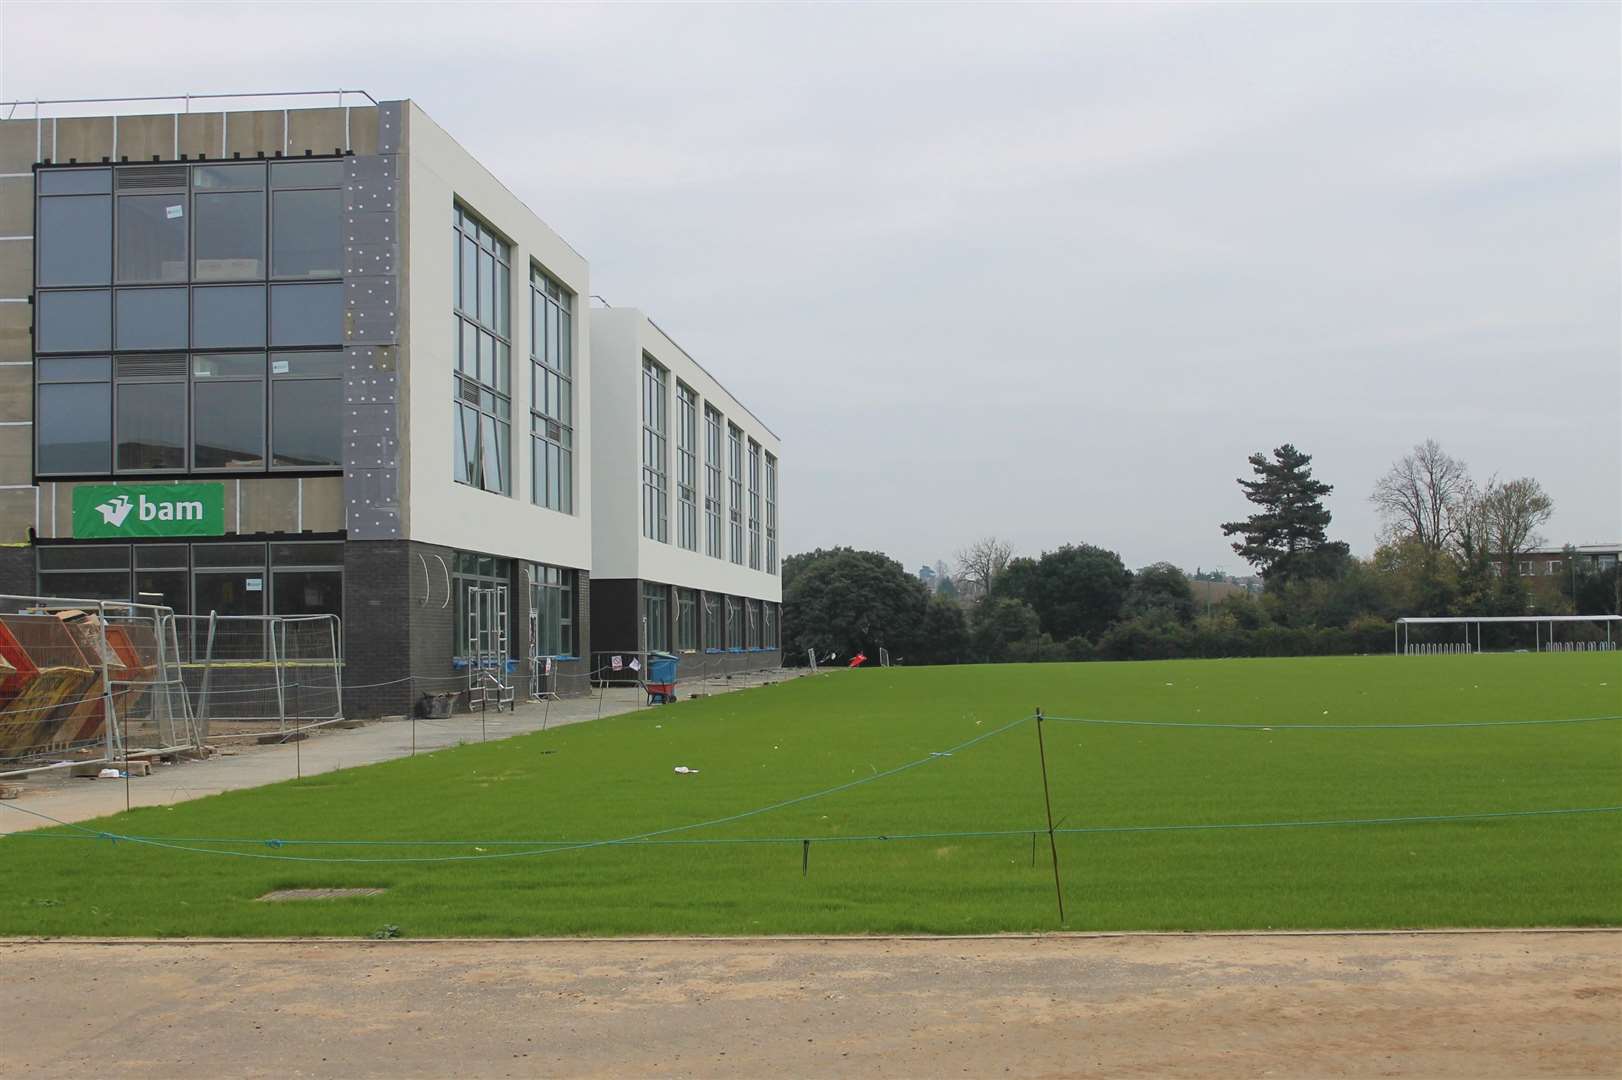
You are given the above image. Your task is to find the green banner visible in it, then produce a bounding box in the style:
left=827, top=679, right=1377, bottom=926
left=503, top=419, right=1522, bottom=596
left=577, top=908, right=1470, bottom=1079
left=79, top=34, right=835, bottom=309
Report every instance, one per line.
left=72, top=483, right=226, bottom=539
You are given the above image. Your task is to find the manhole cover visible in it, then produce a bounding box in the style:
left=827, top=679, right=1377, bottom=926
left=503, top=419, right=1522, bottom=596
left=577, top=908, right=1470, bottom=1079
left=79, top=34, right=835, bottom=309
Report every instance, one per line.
left=257, top=888, right=387, bottom=902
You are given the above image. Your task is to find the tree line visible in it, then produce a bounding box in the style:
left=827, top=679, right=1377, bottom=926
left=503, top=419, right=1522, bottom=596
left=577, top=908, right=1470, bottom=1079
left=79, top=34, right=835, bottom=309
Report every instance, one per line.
left=782, top=441, right=1618, bottom=665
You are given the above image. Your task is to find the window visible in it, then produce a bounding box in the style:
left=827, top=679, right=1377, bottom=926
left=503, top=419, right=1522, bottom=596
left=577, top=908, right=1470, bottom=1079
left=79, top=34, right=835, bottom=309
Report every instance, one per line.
left=37, top=169, right=112, bottom=287
left=1519, top=560, right=1534, bottom=576
left=529, top=265, right=574, bottom=513
left=192, top=285, right=265, bottom=348
left=36, top=290, right=111, bottom=353
left=728, top=424, right=744, bottom=565
left=746, top=599, right=761, bottom=649
left=36, top=357, right=111, bottom=474
left=116, top=188, right=188, bottom=284
left=193, top=170, right=266, bottom=282
left=642, top=359, right=668, bottom=542
left=702, top=592, right=723, bottom=651
left=643, top=582, right=670, bottom=653
left=270, top=283, right=342, bottom=347
left=675, top=587, right=699, bottom=651
left=765, top=452, right=778, bottom=575
left=725, top=595, right=743, bottom=650
left=452, top=552, right=513, bottom=660
left=192, top=353, right=264, bottom=470
left=528, top=563, right=575, bottom=657
left=704, top=406, right=723, bottom=558
left=747, top=439, right=762, bottom=571
left=1545, top=560, right=1561, bottom=575
left=270, top=162, right=343, bottom=278
left=115, top=354, right=187, bottom=471
left=676, top=384, right=698, bottom=551
left=34, top=162, right=344, bottom=480
left=271, top=542, right=343, bottom=621
left=763, top=602, right=778, bottom=649
left=115, top=287, right=188, bottom=350
left=270, top=351, right=344, bottom=468
left=37, top=543, right=134, bottom=602
left=452, top=205, right=511, bottom=495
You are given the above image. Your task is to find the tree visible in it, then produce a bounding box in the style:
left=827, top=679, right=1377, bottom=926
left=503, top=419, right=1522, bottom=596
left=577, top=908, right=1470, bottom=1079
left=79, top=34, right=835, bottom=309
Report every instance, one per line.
left=969, top=596, right=1042, bottom=662
left=935, top=575, right=960, bottom=600
left=912, top=595, right=970, bottom=664
left=955, top=537, right=1012, bottom=600
left=1016, top=544, right=1133, bottom=641
left=1370, top=439, right=1472, bottom=550
left=1221, top=444, right=1350, bottom=588
left=1122, top=562, right=1195, bottom=624
left=781, top=548, right=930, bottom=660
left=1476, top=477, right=1554, bottom=574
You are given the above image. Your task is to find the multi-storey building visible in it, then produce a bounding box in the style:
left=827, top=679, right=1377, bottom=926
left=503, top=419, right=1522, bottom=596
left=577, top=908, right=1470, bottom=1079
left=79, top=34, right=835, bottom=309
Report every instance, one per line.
left=588, top=309, right=781, bottom=671
left=0, top=93, right=782, bottom=714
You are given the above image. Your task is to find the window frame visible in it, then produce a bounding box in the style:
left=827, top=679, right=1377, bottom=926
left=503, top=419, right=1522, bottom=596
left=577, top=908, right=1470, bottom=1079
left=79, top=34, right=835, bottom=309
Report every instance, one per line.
left=704, top=405, right=724, bottom=559
left=641, top=358, right=669, bottom=543
left=528, top=264, right=575, bottom=514
left=451, top=203, right=513, bottom=496
left=675, top=383, right=699, bottom=551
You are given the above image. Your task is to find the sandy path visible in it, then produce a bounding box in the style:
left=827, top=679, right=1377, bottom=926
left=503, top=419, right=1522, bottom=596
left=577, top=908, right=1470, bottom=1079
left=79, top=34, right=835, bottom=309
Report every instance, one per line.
left=2, top=931, right=1618, bottom=1078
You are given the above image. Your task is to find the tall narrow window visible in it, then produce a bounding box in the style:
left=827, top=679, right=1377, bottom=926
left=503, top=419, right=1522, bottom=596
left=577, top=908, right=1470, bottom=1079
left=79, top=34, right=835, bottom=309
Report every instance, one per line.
left=765, top=452, right=779, bottom=575
left=675, top=384, right=698, bottom=551
left=528, top=564, right=575, bottom=657
left=642, top=582, right=670, bottom=653
left=727, top=424, right=745, bottom=565
left=703, top=406, right=723, bottom=559
left=642, top=359, right=668, bottom=542
left=529, top=266, right=574, bottom=512
left=747, top=439, right=762, bottom=571
left=452, top=205, right=511, bottom=495
left=702, top=592, right=722, bottom=651
left=725, top=595, right=743, bottom=649
left=675, top=587, right=698, bottom=651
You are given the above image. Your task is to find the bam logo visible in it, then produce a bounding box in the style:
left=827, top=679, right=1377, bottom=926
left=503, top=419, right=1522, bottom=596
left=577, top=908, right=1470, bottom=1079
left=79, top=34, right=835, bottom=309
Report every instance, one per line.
left=95, top=494, right=204, bottom=528
left=74, top=484, right=224, bottom=538
left=95, top=495, right=134, bottom=528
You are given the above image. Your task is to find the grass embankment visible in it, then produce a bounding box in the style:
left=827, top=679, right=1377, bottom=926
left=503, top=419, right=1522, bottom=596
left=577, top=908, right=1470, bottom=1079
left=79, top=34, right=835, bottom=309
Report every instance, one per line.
left=2, top=653, right=1618, bottom=936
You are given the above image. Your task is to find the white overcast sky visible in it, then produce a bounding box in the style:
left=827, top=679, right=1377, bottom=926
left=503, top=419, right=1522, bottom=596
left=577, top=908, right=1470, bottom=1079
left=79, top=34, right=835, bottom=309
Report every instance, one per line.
left=3, top=2, right=1617, bottom=576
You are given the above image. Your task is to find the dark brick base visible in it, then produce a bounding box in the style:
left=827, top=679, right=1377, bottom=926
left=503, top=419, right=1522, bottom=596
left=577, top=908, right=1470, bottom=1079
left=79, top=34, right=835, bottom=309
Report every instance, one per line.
left=341, top=540, right=592, bottom=719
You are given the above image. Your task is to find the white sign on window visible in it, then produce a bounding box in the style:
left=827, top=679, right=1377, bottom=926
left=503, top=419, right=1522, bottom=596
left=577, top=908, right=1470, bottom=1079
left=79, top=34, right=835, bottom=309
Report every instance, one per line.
left=166, top=205, right=183, bottom=219
left=246, top=578, right=263, bottom=592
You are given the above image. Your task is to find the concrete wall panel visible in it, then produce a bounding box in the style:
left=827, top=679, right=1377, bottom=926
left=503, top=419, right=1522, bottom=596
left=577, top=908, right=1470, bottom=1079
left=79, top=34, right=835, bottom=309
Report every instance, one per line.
left=0, top=239, right=32, bottom=298
left=54, top=118, right=113, bottom=163
left=238, top=477, right=300, bottom=533
left=0, top=176, right=34, bottom=236
left=300, top=476, right=343, bottom=532
left=349, top=107, right=380, bottom=155
left=115, top=115, right=176, bottom=162
left=0, top=488, right=34, bottom=543
left=0, top=424, right=30, bottom=485
left=177, top=113, right=225, bottom=159
left=0, top=363, right=31, bottom=421
left=224, top=110, right=285, bottom=159
left=0, top=306, right=29, bottom=363
left=287, top=108, right=346, bottom=156
left=0, top=119, right=49, bottom=172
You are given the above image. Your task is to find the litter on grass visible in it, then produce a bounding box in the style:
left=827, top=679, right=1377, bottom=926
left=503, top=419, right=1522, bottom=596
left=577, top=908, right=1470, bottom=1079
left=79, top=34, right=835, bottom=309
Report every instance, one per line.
left=673, top=765, right=700, bottom=774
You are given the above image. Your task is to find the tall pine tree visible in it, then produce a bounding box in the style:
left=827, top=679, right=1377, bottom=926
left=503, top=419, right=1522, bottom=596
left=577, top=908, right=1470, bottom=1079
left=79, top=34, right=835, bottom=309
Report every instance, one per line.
left=1221, top=444, right=1349, bottom=587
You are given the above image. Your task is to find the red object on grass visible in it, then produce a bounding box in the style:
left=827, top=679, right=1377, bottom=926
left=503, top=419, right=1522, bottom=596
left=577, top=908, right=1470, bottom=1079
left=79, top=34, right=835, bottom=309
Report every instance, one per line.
left=848, top=653, right=868, bottom=668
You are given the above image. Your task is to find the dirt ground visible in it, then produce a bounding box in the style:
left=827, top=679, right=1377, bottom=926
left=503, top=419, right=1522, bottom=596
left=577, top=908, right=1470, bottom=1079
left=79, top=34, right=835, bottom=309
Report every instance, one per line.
left=2, top=931, right=1618, bottom=1078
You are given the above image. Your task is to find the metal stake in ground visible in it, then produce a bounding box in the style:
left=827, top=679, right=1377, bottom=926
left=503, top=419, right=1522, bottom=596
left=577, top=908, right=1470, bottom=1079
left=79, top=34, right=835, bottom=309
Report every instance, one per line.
left=1035, top=708, right=1065, bottom=924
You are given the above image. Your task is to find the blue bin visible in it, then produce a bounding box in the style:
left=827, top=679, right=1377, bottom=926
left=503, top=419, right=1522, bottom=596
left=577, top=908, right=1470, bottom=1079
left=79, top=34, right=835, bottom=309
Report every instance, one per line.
left=648, top=651, right=679, bottom=685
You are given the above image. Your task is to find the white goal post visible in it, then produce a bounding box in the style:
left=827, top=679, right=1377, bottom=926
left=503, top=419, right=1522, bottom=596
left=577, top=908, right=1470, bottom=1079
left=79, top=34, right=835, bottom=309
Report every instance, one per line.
left=1394, top=615, right=1620, bottom=655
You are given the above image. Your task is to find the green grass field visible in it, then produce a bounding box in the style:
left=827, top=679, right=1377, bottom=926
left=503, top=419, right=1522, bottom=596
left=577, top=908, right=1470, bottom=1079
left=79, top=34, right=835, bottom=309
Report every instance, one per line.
left=2, top=653, right=1619, bottom=937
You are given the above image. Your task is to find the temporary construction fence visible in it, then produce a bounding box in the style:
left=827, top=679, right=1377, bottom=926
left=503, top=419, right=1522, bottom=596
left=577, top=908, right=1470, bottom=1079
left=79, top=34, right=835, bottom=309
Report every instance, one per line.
left=0, top=593, right=200, bottom=771
left=171, top=614, right=343, bottom=735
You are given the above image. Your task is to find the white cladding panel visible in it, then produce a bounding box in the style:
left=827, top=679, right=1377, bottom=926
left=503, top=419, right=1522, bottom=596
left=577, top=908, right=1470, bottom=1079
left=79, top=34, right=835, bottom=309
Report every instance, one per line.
left=589, top=308, right=781, bottom=603
left=401, top=102, right=592, bottom=570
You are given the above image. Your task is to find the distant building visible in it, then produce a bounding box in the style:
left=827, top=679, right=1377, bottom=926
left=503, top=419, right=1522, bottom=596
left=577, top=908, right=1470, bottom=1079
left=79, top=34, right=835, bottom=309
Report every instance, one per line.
left=1493, top=543, right=1620, bottom=605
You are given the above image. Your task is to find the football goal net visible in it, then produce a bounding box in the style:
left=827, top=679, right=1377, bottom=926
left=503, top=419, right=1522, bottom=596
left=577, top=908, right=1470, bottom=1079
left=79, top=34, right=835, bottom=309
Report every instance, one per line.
left=1394, top=615, right=1620, bottom=655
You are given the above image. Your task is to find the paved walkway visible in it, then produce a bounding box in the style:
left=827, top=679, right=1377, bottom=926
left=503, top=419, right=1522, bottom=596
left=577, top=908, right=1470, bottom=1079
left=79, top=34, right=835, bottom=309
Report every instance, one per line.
left=0, top=669, right=803, bottom=835
left=2, top=932, right=1617, bottom=1078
